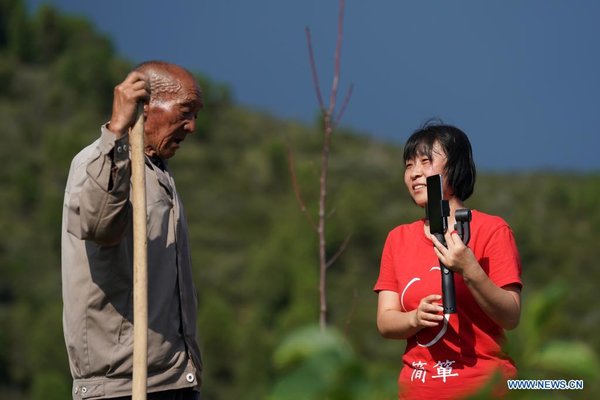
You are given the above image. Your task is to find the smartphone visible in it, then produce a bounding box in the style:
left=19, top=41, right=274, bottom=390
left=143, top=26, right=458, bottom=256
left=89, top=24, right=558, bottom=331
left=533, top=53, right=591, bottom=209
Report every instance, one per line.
left=426, top=174, right=448, bottom=236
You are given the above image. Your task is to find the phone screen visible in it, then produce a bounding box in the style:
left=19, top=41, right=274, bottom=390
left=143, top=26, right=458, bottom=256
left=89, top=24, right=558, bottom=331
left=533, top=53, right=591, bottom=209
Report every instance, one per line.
left=426, top=174, right=447, bottom=235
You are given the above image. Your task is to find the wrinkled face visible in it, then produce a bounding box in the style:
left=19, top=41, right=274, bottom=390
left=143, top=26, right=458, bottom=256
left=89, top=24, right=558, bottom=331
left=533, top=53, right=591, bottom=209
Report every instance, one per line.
left=403, top=142, right=448, bottom=207
left=143, top=73, right=202, bottom=159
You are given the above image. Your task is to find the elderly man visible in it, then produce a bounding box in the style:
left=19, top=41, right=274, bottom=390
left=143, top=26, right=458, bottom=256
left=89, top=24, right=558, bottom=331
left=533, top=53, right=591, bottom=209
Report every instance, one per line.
left=62, top=61, right=203, bottom=400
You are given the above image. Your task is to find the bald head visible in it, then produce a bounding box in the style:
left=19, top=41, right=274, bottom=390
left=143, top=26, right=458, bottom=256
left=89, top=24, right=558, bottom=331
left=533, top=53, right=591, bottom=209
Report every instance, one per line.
left=131, top=61, right=204, bottom=159
left=135, top=61, right=203, bottom=107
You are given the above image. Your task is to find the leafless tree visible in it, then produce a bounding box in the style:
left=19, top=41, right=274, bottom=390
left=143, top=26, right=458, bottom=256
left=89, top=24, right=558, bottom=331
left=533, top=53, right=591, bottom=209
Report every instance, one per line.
left=288, top=0, right=354, bottom=331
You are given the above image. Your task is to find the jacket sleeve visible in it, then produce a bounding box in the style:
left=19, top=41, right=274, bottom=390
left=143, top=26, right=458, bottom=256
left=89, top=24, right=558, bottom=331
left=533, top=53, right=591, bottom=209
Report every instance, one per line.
left=73, top=126, right=132, bottom=246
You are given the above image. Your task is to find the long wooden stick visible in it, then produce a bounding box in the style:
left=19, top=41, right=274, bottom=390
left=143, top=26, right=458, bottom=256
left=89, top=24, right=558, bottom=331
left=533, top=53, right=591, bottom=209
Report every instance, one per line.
left=130, top=104, right=148, bottom=400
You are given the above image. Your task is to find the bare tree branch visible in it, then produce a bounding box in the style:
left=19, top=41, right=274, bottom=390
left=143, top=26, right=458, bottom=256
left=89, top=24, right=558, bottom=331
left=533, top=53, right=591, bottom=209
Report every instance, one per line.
left=333, top=83, right=354, bottom=129
left=317, top=118, right=332, bottom=330
left=326, top=232, right=352, bottom=269
left=326, top=207, right=337, bottom=219
left=287, top=145, right=317, bottom=231
left=305, top=27, right=325, bottom=112
left=328, top=0, right=346, bottom=117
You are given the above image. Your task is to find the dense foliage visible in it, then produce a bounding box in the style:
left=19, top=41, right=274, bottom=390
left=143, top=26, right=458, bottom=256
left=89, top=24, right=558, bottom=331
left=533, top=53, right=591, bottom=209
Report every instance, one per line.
left=1, top=1, right=599, bottom=398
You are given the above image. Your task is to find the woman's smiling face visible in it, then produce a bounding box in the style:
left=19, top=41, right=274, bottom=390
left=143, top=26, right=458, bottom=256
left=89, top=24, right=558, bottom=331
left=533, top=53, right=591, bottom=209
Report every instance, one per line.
left=404, top=141, right=448, bottom=207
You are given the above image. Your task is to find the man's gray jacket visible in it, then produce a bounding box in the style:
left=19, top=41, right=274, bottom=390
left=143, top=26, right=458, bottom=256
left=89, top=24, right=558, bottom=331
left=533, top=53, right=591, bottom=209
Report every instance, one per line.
left=61, top=126, right=202, bottom=399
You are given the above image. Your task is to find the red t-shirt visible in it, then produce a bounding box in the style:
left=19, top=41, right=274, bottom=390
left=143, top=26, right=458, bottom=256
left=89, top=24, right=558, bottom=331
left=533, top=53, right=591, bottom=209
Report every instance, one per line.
left=374, top=210, right=522, bottom=399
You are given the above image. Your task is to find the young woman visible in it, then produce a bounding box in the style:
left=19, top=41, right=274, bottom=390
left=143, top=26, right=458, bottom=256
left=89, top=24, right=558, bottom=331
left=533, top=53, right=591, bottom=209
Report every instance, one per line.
left=374, top=122, right=522, bottom=399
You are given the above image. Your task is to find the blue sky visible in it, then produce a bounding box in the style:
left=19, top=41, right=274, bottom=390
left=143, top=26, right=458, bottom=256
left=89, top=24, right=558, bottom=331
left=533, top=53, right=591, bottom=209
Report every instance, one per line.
left=26, top=0, right=600, bottom=171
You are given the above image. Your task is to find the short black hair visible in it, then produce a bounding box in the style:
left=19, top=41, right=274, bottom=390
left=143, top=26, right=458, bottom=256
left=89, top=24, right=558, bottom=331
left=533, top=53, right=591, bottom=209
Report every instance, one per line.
left=403, top=120, right=476, bottom=201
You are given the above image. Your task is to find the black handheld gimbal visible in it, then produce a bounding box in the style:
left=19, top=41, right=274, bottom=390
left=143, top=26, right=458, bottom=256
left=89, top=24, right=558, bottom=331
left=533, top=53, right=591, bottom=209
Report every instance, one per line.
left=426, top=174, right=472, bottom=314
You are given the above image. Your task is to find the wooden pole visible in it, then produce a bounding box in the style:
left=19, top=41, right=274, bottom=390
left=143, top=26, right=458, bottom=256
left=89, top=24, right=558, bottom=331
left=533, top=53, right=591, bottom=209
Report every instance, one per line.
left=130, top=104, right=148, bottom=400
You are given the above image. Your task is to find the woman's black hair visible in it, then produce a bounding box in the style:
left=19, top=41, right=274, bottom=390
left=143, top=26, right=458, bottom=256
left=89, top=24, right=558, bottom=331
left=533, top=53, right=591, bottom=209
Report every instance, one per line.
left=403, top=120, right=476, bottom=201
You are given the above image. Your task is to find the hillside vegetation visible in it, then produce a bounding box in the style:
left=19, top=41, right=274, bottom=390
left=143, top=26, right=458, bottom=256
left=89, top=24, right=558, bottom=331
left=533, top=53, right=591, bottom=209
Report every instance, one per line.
left=1, top=1, right=599, bottom=398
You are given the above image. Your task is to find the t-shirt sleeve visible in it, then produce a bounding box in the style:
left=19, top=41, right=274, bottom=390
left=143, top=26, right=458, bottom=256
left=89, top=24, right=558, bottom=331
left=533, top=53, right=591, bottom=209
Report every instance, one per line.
left=373, top=231, right=399, bottom=293
left=484, top=225, right=522, bottom=289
